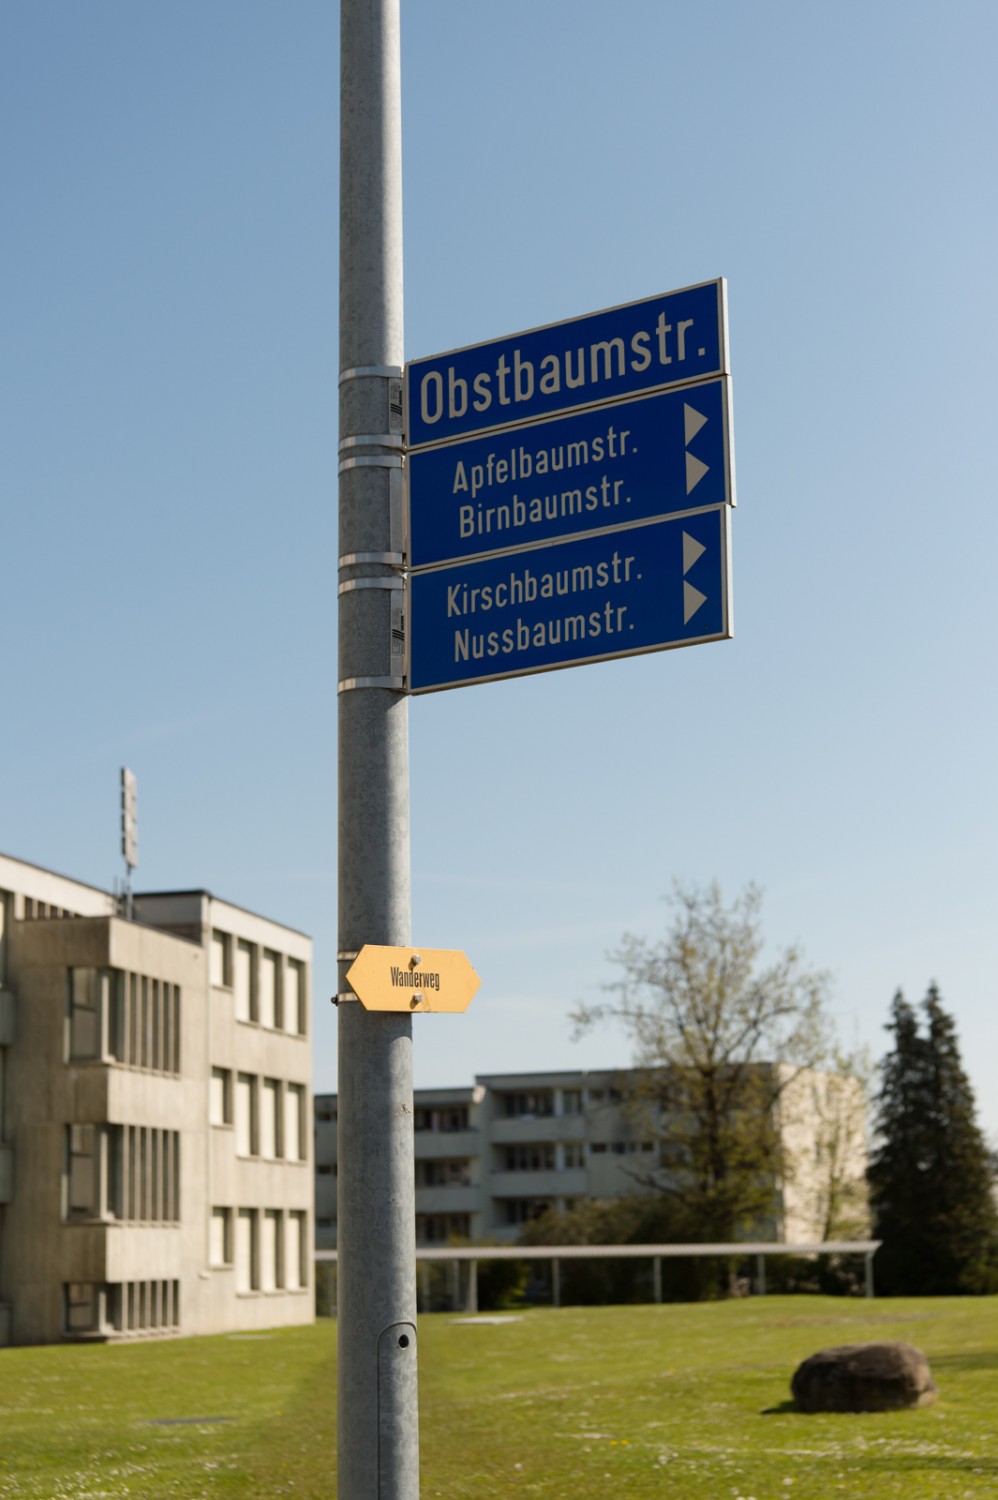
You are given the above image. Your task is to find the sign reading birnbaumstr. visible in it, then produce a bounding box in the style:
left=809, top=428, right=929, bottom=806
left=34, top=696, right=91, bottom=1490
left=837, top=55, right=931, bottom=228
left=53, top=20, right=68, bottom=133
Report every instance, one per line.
left=408, top=507, right=731, bottom=694
left=407, top=376, right=733, bottom=570
left=405, top=279, right=728, bottom=448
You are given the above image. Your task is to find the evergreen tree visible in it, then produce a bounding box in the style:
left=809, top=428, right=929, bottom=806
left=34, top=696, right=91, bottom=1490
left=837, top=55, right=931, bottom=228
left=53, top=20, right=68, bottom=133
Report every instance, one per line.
left=868, top=985, right=998, bottom=1295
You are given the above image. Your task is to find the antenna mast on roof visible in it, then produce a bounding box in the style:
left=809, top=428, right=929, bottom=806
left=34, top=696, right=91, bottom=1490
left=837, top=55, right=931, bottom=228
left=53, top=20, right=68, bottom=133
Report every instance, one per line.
left=120, top=767, right=137, bottom=920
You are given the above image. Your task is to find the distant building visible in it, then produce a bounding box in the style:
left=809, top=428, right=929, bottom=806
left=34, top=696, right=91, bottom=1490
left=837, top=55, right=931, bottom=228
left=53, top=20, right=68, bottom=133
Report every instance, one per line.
left=0, top=852, right=313, bottom=1346
left=315, top=1065, right=868, bottom=1249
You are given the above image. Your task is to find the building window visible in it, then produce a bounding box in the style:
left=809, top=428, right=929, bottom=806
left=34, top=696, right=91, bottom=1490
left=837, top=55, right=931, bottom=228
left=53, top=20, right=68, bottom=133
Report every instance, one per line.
left=413, top=1105, right=469, bottom=1133
left=66, top=1124, right=99, bottom=1219
left=503, top=1143, right=555, bottom=1172
left=234, top=941, right=255, bottom=1023
left=415, top=1213, right=471, bottom=1244
left=210, top=930, right=232, bottom=988
left=286, top=960, right=306, bottom=1035
left=561, top=1089, right=583, bottom=1115
left=67, top=969, right=101, bottom=1060
left=64, top=1282, right=99, bottom=1334
left=261, top=1079, right=281, bottom=1159
left=260, top=950, right=279, bottom=1029
left=118, top=1280, right=180, bottom=1334
left=415, top=1158, right=471, bottom=1187
left=69, top=967, right=179, bottom=1075
left=236, top=1074, right=258, bottom=1157
left=261, top=1210, right=283, bottom=1291
left=210, top=1067, right=232, bottom=1127
left=287, top=1212, right=307, bottom=1291
left=73, top=1125, right=180, bottom=1224
left=285, top=1084, right=306, bottom=1163
left=236, top=1209, right=259, bottom=1293
left=63, top=1124, right=180, bottom=1228
left=502, top=1090, right=553, bottom=1119
left=210, top=1207, right=233, bottom=1267
left=562, top=1142, right=585, bottom=1169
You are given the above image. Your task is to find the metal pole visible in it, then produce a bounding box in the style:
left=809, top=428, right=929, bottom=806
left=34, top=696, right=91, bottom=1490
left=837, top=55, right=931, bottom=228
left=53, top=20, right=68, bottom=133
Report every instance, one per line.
left=653, top=1256, right=662, bottom=1304
left=465, top=1260, right=478, bottom=1315
left=756, top=1253, right=766, bottom=1296
left=337, top=3, right=417, bottom=1498
left=865, top=1251, right=875, bottom=1299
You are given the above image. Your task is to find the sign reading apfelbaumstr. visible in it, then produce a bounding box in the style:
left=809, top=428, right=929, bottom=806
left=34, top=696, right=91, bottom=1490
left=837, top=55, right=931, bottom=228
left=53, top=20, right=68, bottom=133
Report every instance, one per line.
left=405, top=279, right=728, bottom=449
left=407, top=377, right=733, bottom=570
left=408, top=507, right=731, bottom=694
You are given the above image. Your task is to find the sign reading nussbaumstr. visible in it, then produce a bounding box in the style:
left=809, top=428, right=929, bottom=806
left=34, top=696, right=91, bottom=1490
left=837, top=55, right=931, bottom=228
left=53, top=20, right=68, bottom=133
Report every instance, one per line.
left=405, top=279, right=728, bottom=448
left=407, top=377, right=733, bottom=570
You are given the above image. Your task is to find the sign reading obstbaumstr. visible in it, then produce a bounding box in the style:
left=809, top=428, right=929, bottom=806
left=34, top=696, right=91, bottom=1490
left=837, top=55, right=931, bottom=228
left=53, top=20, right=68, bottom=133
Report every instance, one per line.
left=408, top=506, right=731, bottom=694
left=407, top=376, right=733, bottom=570
left=405, top=279, right=728, bottom=448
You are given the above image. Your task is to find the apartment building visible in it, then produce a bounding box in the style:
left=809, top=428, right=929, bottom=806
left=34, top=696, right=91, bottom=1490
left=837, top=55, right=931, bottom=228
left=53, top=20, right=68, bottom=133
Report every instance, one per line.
left=0, top=852, right=313, bottom=1345
left=315, top=1065, right=867, bottom=1248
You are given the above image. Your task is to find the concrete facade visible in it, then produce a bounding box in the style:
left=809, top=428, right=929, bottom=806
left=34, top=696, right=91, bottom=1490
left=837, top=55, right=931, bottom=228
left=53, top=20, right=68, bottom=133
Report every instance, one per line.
left=315, top=1065, right=868, bottom=1250
left=0, top=853, right=313, bottom=1345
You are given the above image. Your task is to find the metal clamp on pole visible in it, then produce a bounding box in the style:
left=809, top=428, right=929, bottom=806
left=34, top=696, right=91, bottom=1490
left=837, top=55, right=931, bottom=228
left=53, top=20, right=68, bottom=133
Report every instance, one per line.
left=338, top=676, right=406, bottom=693
left=340, top=552, right=406, bottom=569
left=339, top=453, right=403, bottom=476
left=338, top=577, right=404, bottom=597
left=339, top=364, right=403, bottom=383
left=339, top=433, right=403, bottom=452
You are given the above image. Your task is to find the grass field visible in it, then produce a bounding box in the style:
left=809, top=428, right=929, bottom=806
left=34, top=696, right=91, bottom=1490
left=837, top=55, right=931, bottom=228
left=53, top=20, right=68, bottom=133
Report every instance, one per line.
left=1, top=1296, right=996, bottom=1498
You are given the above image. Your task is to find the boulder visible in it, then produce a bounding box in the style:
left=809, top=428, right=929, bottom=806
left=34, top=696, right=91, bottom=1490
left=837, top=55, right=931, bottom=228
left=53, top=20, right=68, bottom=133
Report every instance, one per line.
left=791, top=1341, right=937, bottom=1413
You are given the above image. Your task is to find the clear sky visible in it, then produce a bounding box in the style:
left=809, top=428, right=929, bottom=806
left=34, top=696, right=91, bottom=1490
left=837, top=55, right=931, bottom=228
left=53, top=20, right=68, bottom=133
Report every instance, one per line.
left=4, top=2, right=997, bottom=1138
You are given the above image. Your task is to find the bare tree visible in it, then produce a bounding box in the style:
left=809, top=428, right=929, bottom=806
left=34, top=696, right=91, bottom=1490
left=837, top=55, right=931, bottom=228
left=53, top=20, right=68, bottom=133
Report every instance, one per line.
left=573, top=882, right=834, bottom=1242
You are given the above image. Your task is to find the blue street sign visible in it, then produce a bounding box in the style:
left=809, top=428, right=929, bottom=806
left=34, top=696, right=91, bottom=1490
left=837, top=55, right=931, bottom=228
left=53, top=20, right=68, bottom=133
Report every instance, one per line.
left=406, top=279, right=727, bottom=449
left=407, top=377, right=733, bottom=570
left=408, top=506, right=731, bottom=694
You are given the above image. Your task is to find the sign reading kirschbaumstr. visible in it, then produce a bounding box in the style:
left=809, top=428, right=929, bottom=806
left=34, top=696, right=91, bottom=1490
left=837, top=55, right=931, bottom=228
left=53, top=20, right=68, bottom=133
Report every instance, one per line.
left=405, top=279, right=728, bottom=448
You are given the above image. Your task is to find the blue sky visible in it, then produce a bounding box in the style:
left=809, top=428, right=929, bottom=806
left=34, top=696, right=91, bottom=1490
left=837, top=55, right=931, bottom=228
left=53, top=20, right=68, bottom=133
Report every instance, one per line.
left=4, top=2, right=997, bottom=1137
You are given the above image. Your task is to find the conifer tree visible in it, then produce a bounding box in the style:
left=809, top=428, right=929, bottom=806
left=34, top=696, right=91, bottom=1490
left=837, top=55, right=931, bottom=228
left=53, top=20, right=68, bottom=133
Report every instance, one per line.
left=869, top=985, right=998, bottom=1295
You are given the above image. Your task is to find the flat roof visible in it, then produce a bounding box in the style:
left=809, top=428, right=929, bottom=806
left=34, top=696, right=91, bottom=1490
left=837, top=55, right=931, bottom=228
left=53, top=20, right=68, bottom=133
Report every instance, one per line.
left=132, top=889, right=311, bottom=941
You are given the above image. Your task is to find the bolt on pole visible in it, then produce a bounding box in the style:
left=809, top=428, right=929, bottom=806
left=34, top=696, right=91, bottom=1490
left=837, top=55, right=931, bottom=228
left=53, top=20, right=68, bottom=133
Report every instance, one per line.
left=337, top=1, right=418, bottom=1497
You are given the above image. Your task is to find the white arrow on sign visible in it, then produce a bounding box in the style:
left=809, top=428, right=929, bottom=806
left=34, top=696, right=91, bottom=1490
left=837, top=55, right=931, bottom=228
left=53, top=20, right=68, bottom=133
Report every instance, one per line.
left=684, top=404, right=708, bottom=444
left=684, top=402, right=710, bottom=495
left=683, top=532, right=706, bottom=573
left=684, top=580, right=707, bottom=624
left=682, top=529, right=707, bottom=624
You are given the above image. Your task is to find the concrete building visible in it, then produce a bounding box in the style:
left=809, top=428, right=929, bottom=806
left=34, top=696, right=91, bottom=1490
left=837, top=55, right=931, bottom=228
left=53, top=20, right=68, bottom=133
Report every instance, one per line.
left=315, top=1065, right=868, bottom=1249
left=0, top=852, right=313, bottom=1345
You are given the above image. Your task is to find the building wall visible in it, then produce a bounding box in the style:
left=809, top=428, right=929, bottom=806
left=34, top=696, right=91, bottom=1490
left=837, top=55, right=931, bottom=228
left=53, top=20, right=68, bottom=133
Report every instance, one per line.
left=0, top=855, right=314, bottom=1346
left=315, top=1065, right=869, bottom=1250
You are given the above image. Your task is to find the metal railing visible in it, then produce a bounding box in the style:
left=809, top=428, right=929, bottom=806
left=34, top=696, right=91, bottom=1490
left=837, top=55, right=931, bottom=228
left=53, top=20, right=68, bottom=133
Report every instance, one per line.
left=317, top=1239, right=881, bottom=1311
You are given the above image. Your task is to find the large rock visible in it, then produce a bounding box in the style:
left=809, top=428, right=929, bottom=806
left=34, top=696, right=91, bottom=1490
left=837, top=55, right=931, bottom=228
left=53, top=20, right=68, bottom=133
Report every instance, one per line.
left=791, top=1341, right=937, bottom=1413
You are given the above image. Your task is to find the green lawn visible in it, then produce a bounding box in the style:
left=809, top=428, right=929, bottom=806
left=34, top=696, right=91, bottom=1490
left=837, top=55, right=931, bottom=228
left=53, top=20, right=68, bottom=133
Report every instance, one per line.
left=1, top=1297, right=996, bottom=1497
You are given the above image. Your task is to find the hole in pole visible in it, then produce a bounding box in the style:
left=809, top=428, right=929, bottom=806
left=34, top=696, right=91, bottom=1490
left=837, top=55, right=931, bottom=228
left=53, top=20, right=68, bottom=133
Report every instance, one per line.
left=398, top=1334, right=410, bottom=1348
